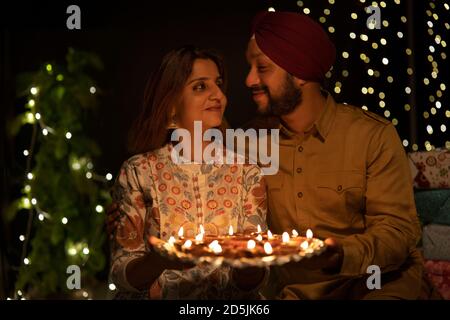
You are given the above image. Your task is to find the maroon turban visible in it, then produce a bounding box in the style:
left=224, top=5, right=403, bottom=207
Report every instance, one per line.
left=251, top=11, right=336, bottom=82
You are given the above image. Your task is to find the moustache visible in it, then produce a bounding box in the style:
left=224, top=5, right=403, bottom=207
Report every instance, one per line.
left=250, top=85, right=269, bottom=94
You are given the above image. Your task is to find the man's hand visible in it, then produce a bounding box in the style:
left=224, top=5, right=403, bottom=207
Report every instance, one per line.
left=231, top=267, right=267, bottom=291
left=296, top=238, right=344, bottom=273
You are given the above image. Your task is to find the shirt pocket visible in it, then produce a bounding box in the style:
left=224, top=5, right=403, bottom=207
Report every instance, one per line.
left=315, top=171, right=365, bottom=219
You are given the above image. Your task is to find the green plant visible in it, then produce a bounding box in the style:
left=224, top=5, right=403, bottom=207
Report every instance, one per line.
left=7, top=48, right=111, bottom=298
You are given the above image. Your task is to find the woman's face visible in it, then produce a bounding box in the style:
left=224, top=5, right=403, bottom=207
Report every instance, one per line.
left=176, top=58, right=227, bottom=133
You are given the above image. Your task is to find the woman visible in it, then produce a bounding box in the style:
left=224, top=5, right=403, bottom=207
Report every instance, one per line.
left=107, top=46, right=268, bottom=299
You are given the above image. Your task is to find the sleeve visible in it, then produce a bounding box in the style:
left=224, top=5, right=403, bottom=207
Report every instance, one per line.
left=241, top=165, right=268, bottom=232
left=107, top=160, right=156, bottom=292
left=339, top=124, right=422, bottom=276
left=227, top=164, right=269, bottom=299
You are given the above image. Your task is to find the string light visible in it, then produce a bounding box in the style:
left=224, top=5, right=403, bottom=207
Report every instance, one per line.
left=30, top=87, right=38, bottom=95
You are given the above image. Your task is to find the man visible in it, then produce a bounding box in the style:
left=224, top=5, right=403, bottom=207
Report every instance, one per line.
left=246, top=11, right=424, bottom=299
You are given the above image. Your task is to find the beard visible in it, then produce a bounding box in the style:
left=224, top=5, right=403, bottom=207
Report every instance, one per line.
left=252, top=74, right=302, bottom=116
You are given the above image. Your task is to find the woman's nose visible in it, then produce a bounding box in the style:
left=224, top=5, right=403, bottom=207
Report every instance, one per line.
left=209, top=84, right=225, bottom=100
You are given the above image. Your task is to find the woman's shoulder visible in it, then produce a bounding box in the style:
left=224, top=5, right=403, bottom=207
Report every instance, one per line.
left=123, top=145, right=171, bottom=168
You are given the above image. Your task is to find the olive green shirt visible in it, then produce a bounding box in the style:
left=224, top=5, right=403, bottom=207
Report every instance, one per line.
left=262, top=93, right=423, bottom=299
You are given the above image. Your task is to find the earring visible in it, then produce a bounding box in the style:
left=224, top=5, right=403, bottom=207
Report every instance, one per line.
left=167, top=119, right=177, bottom=129
left=167, top=113, right=178, bottom=129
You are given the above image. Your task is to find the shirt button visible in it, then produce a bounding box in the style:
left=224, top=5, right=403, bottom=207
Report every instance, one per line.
left=298, top=146, right=303, bottom=152
left=337, top=185, right=343, bottom=191
left=297, top=192, right=303, bottom=198
left=296, top=167, right=302, bottom=174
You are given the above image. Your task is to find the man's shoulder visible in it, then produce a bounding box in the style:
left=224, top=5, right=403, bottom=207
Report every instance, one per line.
left=336, top=103, right=391, bottom=127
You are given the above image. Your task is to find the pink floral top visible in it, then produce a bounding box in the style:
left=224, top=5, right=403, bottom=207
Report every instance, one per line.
left=107, top=144, right=267, bottom=299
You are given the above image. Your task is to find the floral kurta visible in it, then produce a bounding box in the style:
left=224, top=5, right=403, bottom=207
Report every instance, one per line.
left=107, top=143, right=267, bottom=299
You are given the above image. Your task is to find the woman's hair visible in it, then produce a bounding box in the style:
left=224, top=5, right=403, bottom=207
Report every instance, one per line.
left=128, top=45, right=227, bottom=155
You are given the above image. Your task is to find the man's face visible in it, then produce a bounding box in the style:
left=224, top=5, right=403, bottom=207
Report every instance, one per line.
left=245, top=39, right=302, bottom=116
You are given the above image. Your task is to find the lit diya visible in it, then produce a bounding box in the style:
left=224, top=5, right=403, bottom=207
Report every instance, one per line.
left=149, top=225, right=326, bottom=268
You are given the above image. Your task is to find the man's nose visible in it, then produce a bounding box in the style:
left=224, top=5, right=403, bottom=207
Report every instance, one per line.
left=245, top=68, right=260, bottom=88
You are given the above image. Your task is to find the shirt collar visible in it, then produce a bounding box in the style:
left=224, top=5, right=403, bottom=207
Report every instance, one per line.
left=279, top=91, right=337, bottom=142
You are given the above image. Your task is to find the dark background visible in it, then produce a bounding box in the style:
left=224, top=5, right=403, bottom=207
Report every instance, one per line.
left=1, top=0, right=449, bottom=297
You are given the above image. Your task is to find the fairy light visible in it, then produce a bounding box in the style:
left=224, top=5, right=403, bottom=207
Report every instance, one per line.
left=89, top=86, right=96, bottom=94
left=23, top=150, right=29, bottom=156
left=109, top=283, right=116, bottom=291
left=65, top=132, right=72, bottom=140
left=95, top=205, right=103, bottom=213
left=62, top=217, right=68, bottom=224
left=106, top=173, right=113, bottom=181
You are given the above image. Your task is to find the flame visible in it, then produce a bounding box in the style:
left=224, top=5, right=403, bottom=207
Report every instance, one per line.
left=168, top=236, right=176, bottom=245
left=292, top=229, right=299, bottom=237
left=247, top=240, right=256, bottom=250
left=213, top=244, right=222, bottom=254
left=282, top=232, right=290, bottom=243
left=178, top=226, right=184, bottom=238
left=228, top=225, right=234, bottom=236
left=208, top=240, right=222, bottom=254
left=267, top=230, right=273, bottom=239
left=195, top=233, right=204, bottom=242
left=199, top=224, right=205, bottom=235
left=264, top=242, right=273, bottom=255
left=300, top=240, right=309, bottom=250
left=183, top=240, right=192, bottom=249
left=209, top=240, right=218, bottom=248
left=256, top=234, right=263, bottom=241
left=306, top=229, right=313, bottom=239
left=257, top=224, right=262, bottom=233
